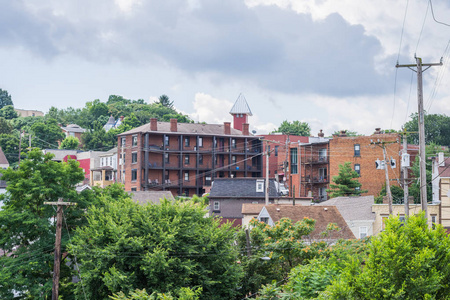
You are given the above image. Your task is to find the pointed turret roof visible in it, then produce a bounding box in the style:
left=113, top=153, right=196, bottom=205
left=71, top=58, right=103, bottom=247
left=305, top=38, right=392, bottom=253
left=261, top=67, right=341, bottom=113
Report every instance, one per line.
left=229, top=93, right=252, bottom=116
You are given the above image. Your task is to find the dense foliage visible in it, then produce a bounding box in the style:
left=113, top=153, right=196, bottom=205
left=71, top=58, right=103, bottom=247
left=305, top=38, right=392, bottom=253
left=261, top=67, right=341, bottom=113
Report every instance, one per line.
left=404, top=113, right=450, bottom=146
left=327, top=162, right=367, bottom=197
left=69, top=198, right=243, bottom=299
left=272, top=120, right=311, bottom=136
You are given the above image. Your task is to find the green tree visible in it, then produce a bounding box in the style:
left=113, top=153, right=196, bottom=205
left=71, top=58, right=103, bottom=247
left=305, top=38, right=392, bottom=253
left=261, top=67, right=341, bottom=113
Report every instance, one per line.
left=59, top=135, right=80, bottom=150
left=0, top=149, right=86, bottom=299
left=0, top=117, right=13, bottom=134
left=272, top=120, right=311, bottom=136
left=0, top=105, right=18, bottom=119
left=327, top=162, right=367, bottom=197
left=375, top=184, right=404, bottom=204
left=332, top=130, right=360, bottom=137
left=321, top=213, right=450, bottom=299
left=0, top=133, right=20, bottom=164
left=404, top=113, right=450, bottom=145
left=81, top=120, right=118, bottom=151
left=158, top=94, right=174, bottom=108
left=31, top=118, right=65, bottom=148
left=69, top=198, right=243, bottom=299
left=0, top=89, right=13, bottom=109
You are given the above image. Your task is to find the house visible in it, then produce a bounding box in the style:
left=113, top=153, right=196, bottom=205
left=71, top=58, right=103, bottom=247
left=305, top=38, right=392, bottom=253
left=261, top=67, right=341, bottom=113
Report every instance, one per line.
left=75, top=151, right=104, bottom=184
left=329, top=129, right=402, bottom=197
left=14, top=108, right=44, bottom=117
left=104, top=115, right=123, bottom=132
left=60, top=124, right=86, bottom=142
left=256, top=204, right=355, bottom=241
left=430, top=153, right=450, bottom=231
left=209, top=178, right=281, bottom=226
left=43, top=149, right=80, bottom=162
left=90, top=148, right=118, bottom=187
left=314, top=196, right=375, bottom=239
left=116, top=96, right=262, bottom=196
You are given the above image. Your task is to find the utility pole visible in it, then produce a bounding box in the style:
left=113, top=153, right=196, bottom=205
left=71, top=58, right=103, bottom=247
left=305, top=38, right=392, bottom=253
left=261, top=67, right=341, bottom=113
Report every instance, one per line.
left=396, top=57, right=442, bottom=219
left=265, top=141, right=269, bottom=205
left=44, top=199, right=77, bottom=300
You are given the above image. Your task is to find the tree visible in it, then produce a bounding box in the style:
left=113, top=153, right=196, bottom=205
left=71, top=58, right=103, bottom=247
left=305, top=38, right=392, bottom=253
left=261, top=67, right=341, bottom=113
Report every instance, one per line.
left=0, top=133, right=20, bottom=164
left=272, top=120, right=310, bottom=136
left=59, top=136, right=80, bottom=150
left=0, top=105, right=18, bottom=119
left=331, top=130, right=361, bottom=137
left=320, top=213, right=450, bottom=299
left=31, top=118, right=65, bottom=148
left=375, top=185, right=404, bottom=204
left=0, top=89, right=13, bottom=109
left=404, top=113, right=450, bottom=145
left=0, top=117, right=13, bottom=134
left=158, top=94, right=174, bottom=108
left=0, top=149, right=86, bottom=298
left=69, top=198, right=243, bottom=299
left=327, top=162, right=367, bottom=197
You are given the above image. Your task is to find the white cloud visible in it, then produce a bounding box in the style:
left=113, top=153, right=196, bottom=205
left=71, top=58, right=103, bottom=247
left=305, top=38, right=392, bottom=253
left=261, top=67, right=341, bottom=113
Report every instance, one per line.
left=189, top=93, right=234, bottom=124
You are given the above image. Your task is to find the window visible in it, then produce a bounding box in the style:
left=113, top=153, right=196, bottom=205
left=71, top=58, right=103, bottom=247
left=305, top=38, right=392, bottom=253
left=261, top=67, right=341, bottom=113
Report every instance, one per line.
left=121, top=137, right=126, bottom=148
left=122, top=153, right=126, bottom=164
left=199, top=154, right=203, bottom=165
left=184, top=137, right=190, bottom=147
left=354, top=144, right=360, bottom=157
left=354, top=164, right=360, bottom=176
left=232, top=155, right=236, bottom=164
left=132, top=135, right=138, bottom=147
left=290, top=148, right=298, bottom=174
left=185, top=155, right=190, bottom=165
left=164, top=136, right=169, bottom=146
left=132, top=152, right=137, bottom=164
left=198, top=137, right=203, bottom=148
left=319, top=148, right=327, bottom=161
left=432, top=215, right=437, bottom=229
left=131, top=169, right=137, bottom=181
left=164, top=153, right=169, bottom=163
left=231, top=139, right=236, bottom=148
left=256, top=179, right=264, bottom=192
left=275, top=145, right=279, bottom=156
left=213, top=201, right=220, bottom=211
left=184, top=171, right=189, bottom=181
left=359, top=226, right=367, bottom=239
left=260, top=217, right=269, bottom=224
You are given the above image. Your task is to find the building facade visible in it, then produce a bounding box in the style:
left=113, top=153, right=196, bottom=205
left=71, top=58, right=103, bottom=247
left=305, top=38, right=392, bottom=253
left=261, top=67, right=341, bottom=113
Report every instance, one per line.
left=117, top=118, right=263, bottom=196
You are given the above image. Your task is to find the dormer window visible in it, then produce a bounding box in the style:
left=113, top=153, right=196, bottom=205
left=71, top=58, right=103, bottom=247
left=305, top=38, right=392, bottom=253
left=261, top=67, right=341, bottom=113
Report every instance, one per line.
left=256, top=179, right=264, bottom=192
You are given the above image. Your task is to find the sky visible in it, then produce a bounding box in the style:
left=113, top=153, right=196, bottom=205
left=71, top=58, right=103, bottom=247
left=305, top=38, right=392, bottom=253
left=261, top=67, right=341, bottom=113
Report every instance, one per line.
left=2, top=0, right=450, bottom=136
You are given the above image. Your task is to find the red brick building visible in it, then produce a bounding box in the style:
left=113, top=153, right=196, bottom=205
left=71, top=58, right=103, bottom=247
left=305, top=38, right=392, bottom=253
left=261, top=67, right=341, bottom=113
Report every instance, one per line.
left=117, top=118, right=263, bottom=196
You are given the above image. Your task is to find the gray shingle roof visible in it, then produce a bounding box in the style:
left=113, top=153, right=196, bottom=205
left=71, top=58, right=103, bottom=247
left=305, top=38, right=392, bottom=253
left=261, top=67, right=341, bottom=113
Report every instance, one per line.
left=229, top=93, right=253, bottom=116
left=118, top=121, right=253, bottom=137
left=315, top=196, right=375, bottom=221
left=61, top=124, right=86, bottom=133
left=209, top=178, right=280, bottom=198
left=130, top=191, right=175, bottom=205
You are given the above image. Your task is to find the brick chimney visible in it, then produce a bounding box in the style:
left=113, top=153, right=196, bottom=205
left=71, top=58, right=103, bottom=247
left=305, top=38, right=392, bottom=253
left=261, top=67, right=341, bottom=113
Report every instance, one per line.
left=374, top=128, right=382, bottom=134
left=318, top=129, right=324, bottom=137
left=224, top=122, right=231, bottom=135
left=150, top=118, right=158, bottom=131
left=170, top=118, right=178, bottom=132
left=242, top=123, right=249, bottom=135
left=339, top=130, right=347, bottom=137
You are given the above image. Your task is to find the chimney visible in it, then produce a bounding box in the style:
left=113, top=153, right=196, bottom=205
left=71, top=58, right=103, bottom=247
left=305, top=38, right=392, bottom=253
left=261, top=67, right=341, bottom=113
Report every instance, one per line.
left=170, top=118, right=178, bottom=132
left=224, top=122, right=231, bottom=135
left=242, top=123, right=249, bottom=136
left=318, top=129, right=324, bottom=137
left=374, top=128, right=382, bottom=134
left=339, top=130, right=347, bottom=137
left=150, top=118, right=158, bottom=131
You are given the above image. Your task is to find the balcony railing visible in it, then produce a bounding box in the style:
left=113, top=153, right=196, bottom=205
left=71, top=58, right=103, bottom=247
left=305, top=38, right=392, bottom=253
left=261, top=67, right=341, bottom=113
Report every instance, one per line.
left=303, top=156, right=328, bottom=164
left=302, top=176, right=329, bottom=184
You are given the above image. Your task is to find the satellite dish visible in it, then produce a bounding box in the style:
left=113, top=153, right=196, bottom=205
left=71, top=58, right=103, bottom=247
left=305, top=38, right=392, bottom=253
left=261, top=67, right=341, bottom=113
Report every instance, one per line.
left=252, top=130, right=257, bottom=134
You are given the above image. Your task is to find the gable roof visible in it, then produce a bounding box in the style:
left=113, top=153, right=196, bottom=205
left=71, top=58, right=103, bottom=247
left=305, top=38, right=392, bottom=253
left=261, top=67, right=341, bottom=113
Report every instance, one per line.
left=61, top=124, right=86, bottom=133
left=264, top=205, right=355, bottom=240
left=209, top=178, right=280, bottom=198
left=118, top=121, right=253, bottom=137
left=315, top=196, right=375, bottom=221
left=229, top=93, right=253, bottom=116
left=242, top=203, right=265, bottom=214
left=0, top=148, right=9, bottom=166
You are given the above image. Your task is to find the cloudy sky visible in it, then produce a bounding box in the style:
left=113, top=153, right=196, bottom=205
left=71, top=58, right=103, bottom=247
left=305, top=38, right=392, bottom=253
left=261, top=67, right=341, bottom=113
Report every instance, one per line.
left=2, top=0, right=450, bottom=135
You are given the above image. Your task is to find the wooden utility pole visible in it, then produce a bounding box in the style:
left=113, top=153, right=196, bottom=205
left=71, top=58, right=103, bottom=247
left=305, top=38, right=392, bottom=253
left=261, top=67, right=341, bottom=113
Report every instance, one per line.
left=396, top=57, right=442, bottom=219
left=44, top=199, right=77, bottom=300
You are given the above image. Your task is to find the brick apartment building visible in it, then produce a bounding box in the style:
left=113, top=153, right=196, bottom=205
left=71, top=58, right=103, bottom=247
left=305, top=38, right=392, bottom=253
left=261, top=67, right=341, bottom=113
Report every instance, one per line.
left=329, top=129, right=402, bottom=197
left=117, top=118, right=263, bottom=196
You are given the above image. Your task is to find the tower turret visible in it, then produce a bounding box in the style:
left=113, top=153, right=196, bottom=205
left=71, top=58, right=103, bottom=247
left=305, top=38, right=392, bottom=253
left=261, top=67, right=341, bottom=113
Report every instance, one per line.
left=229, top=93, right=252, bottom=131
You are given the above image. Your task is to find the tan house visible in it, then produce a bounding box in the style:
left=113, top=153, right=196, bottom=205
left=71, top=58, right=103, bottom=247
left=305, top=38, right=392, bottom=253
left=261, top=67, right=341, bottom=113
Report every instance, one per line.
left=14, top=109, right=44, bottom=117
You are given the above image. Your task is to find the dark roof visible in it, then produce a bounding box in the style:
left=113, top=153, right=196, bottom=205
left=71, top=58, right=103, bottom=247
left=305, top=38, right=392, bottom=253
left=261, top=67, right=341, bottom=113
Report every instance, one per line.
left=209, top=178, right=280, bottom=198
left=264, top=205, right=355, bottom=240
left=118, top=121, right=255, bottom=137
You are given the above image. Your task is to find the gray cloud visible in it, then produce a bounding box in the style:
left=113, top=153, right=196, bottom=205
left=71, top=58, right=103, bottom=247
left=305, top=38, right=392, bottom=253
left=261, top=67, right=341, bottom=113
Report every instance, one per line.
left=0, top=0, right=402, bottom=96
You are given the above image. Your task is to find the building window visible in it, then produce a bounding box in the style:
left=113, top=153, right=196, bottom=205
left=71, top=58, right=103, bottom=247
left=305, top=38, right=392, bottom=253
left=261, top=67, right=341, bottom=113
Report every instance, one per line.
left=184, top=137, right=190, bottom=147
left=290, top=148, right=298, bottom=174
left=431, top=215, right=437, bottom=229
left=232, top=155, right=236, bottom=164
left=199, top=154, right=203, bottom=165
left=319, top=148, right=327, bottom=161
left=213, top=201, right=220, bottom=211
left=198, top=137, right=203, bottom=148
left=359, top=226, right=367, bottom=239
left=275, top=145, right=279, bottom=156
left=256, top=179, right=264, bottom=192
left=132, top=152, right=137, bottom=164
left=121, top=137, right=126, bottom=148
left=184, top=189, right=189, bottom=197
left=164, top=153, right=169, bottom=163
left=131, top=169, right=137, bottom=181
left=260, top=217, right=269, bottom=224
left=184, top=171, right=189, bottom=181
left=231, top=139, right=236, bottom=148
left=164, top=136, right=169, bottom=146
left=354, top=144, right=360, bottom=157
left=354, top=164, right=360, bottom=176
left=132, top=135, right=138, bottom=147
left=122, top=153, right=126, bottom=164
left=185, top=155, right=190, bottom=165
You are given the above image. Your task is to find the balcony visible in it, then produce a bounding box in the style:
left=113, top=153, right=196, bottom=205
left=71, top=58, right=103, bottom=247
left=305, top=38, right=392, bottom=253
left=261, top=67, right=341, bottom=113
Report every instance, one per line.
left=302, top=156, right=328, bottom=164
left=301, top=175, right=329, bottom=184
